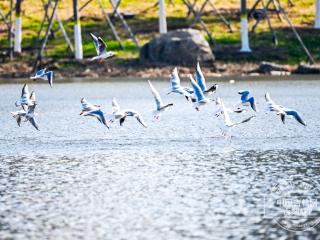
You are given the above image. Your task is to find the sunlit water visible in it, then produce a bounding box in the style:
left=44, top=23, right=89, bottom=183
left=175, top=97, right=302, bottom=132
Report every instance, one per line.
left=0, top=79, right=320, bottom=239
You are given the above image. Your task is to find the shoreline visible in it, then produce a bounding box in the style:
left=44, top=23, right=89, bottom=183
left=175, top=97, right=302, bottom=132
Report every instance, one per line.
left=0, top=60, right=319, bottom=82
left=1, top=74, right=320, bottom=84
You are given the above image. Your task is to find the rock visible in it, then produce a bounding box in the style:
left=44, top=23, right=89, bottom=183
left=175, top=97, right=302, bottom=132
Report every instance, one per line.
left=140, top=28, right=214, bottom=66
left=293, top=63, right=320, bottom=74
left=254, top=61, right=291, bottom=74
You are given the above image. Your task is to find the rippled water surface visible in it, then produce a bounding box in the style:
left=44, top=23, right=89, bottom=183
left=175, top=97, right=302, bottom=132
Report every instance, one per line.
left=0, top=80, right=320, bottom=239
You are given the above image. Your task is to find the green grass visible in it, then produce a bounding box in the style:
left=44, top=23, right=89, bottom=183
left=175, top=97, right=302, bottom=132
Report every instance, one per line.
left=0, top=0, right=319, bottom=65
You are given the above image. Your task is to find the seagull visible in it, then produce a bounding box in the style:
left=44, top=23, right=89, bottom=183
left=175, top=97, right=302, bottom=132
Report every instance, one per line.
left=11, top=104, right=39, bottom=131
left=109, top=98, right=148, bottom=128
left=90, top=33, right=115, bottom=63
left=194, top=62, right=218, bottom=96
left=235, top=90, right=257, bottom=112
left=265, top=92, right=306, bottom=126
left=80, top=98, right=109, bottom=128
left=189, top=74, right=213, bottom=111
left=167, top=67, right=194, bottom=101
left=214, top=97, right=255, bottom=137
left=148, top=80, right=173, bottom=119
left=15, top=84, right=35, bottom=111
left=30, top=68, right=54, bottom=87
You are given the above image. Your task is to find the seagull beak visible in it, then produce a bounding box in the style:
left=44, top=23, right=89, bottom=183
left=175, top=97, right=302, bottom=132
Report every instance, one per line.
left=80, top=111, right=84, bottom=115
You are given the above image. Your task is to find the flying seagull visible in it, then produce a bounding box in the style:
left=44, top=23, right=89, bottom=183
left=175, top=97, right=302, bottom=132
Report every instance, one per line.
left=265, top=92, right=306, bottom=126
left=30, top=68, right=54, bottom=87
left=90, top=33, right=115, bottom=63
left=15, top=84, right=36, bottom=111
left=11, top=104, right=40, bottom=131
left=80, top=98, right=109, bottom=128
left=189, top=74, right=213, bottom=111
left=214, top=97, right=255, bottom=137
left=167, top=67, right=194, bottom=101
left=109, top=98, right=148, bottom=128
left=235, top=90, right=257, bottom=112
left=148, top=80, right=173, bottom=119
left=194, top=62, right=218, bottom=96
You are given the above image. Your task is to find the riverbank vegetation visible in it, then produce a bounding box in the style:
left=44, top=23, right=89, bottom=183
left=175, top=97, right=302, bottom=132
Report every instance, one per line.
left=0, top=0, right=319, bottom=77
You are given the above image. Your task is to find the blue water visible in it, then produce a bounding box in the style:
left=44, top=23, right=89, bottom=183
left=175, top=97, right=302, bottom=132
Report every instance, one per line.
left=0, top=80, right=319, bottom=239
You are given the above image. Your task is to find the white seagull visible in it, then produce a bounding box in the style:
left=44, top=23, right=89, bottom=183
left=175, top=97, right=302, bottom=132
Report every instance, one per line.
left=214, top=97, right=255, bottom=137
left=109, top=98, right=148, bottom=128
left=30, top=68, right=54, bottom=87
left=234, top=90, right=257, bottom=112
left=167, top=67, right=193, bottom=101
left=189, top=74, right=213, bottom=111
left=194, top=62, right=218, bottom=96
left=90, top=33, right=115, bottom=63
left=265, top=92, right=306, bottom=126
left=11, top=104, right=39, bottom=131
left=148, top=80, right=173, bottom=119
left=80, top=98, right=109, bottom=128
left=15, top=84, right=36, bottom=111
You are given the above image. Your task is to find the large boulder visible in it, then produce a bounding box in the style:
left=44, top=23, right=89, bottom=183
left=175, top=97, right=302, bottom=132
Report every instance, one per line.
left=140, top=28, right=214, bottom=65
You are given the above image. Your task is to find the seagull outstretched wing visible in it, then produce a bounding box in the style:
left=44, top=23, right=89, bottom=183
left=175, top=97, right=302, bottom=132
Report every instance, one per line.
left=170, top=67, right=181, bottom=90
left=29, top=117, right=39, bottom=131
left=16, top=84, right=31, bottom=111
left=265, top=93, right=285, bottom=114
left=189, top=74, right=205, bottom=102
left=195, top=62, right=207, bottom=92
left=98, top=37, right=107, bottom=55
left=44, top=71, right=53, bottom=87
left=239, top=90, right=250, bottom=102
left=90, top=33, right=100, bottom=55
left=35, top=68, right=46, bottom=77
left=248, top=97, right=257, bottom=112
left=148, top=80, right=163, bottom=110
left=112, top=98, right=120, bottom=113
left=284, top=109, right=306, bottom=126
left=21, top=84, right=29, bottom=98
left=80, top=98, right=99, bottom=113
left=90, top=109, right=109, bottom=128
left=135, top=113, right=148, bottom=128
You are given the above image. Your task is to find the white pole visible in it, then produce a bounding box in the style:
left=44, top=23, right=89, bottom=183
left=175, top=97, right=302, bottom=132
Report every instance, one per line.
left=73, top=0, right=83, bottom=59
left=14, top=0, right=22, bottom=53
left=111, top=0, right=119, bottom=6
left=159, top=0, right=167, bottom=34
left=14, top=17, right=22, bottom=53
left=315, top=0, right=320, bottom=29
left=74, top=23, right=83, bottom=59
left=240, top=0, right=251, bottom=52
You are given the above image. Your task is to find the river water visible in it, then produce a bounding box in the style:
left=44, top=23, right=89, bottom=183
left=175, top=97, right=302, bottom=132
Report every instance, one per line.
left=0, top=79, right=319, bottom=239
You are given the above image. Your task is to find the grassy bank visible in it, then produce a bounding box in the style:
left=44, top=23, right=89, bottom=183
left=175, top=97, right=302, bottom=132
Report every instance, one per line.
left=0, top=0, right=319, bottom=71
